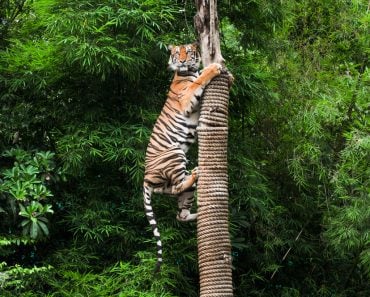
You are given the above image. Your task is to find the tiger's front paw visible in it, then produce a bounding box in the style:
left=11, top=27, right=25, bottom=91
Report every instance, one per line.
left=209, top=63, right=222, bottom=75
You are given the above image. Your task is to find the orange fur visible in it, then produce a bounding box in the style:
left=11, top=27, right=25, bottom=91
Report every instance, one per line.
left=143, top=43, right=221, bottom=272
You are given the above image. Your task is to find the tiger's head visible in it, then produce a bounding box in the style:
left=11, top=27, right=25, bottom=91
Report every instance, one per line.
left=168, top=43, right=201, bottom=73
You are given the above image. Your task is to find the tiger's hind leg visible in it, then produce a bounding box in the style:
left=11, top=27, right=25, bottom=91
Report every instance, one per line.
left=153, top=167, right=198, bottom=222
left=176, top=186, right=197, bottom=222
left=154, top=167, right=198, bottom=195
left=174, top=167, right=198, bottom=222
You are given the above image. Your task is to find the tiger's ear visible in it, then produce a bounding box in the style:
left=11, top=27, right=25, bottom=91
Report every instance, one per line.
left=192, top=41, right=200, bottom=48
left=167, top=45, right=174, bottom=51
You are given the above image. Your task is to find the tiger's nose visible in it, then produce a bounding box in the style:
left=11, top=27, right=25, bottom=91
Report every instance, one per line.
left=179, top=50, right=187, bottom=63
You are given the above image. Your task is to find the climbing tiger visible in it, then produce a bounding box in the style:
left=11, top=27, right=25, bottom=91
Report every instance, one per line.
left=143, top=42, right=222, bottom=272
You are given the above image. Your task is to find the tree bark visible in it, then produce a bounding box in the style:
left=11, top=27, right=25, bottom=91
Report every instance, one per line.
left=194, top=1, right=233, bottom=296
left=194, top=0, right=224, bottom=67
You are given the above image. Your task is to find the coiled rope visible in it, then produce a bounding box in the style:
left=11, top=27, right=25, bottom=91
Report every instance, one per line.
left=197, top=72, right=233, bottom=296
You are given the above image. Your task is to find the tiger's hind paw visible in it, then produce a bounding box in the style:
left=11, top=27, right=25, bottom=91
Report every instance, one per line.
left=154, top=186, right=173, bottom=195
left=191, top=167, right=198, bottom=180
left=153, top=187, right=164, bottom=194
left=177, top=212, right=198, bottom=222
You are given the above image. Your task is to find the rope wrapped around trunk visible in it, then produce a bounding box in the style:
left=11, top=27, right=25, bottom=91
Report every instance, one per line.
left=197, top=72, right=233, bottom=297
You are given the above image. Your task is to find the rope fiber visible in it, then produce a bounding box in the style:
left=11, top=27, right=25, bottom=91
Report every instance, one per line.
left=197, top=72, right=233, bottom=296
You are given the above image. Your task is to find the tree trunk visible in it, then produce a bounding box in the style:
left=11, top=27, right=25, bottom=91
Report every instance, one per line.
left=194, top=1, right=233, bottom=296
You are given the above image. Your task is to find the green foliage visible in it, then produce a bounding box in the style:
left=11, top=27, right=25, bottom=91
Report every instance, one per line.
left=43, top=253, right=184, bottom=297
left=0, top=262, right=52, bottom=295
left=0, top=0, right=28, bottom=48
left=55, top=122, right=149, bottom=183
left=19, top=201, right=54, bottom=239
left=0, top=148, right=61, bottom=296
left=0, top=149, right=61, bottom=240
left=47, top=0, right=180, bottom=80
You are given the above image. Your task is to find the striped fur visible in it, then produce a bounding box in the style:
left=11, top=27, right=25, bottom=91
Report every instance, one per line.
left=144, top=43, right=222, bottom=272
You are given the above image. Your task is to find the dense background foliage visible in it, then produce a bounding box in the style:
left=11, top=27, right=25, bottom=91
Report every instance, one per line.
left=1, top=0, right=369, bottom=296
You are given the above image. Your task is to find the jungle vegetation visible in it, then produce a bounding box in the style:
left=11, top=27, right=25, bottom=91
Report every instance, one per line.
left=0, top=0, right=369, bottom=296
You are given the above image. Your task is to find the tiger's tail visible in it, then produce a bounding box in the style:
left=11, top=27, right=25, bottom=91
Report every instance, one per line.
left=143, top=182, right=162, bottom=273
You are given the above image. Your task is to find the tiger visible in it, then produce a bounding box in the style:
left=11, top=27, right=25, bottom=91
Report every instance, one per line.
left=143, top=42, right=222, bottom=272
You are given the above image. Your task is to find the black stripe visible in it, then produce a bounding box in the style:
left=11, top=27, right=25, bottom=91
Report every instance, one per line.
left=151, top=133, right=172, bottom=146
left=157, top=117, right=189, bottom=139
